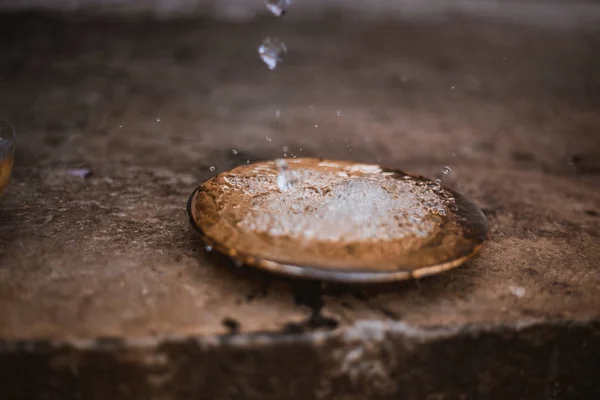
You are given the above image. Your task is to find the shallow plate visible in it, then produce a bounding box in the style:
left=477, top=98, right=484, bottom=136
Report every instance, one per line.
left=187, top=158, right=488, bottom=283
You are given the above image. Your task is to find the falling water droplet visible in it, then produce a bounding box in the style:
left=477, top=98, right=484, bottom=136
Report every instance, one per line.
left=266, top=137, right=272, bottom=142
left=282, top=145, right=289, bottom=152
left=205, top=245, right=213, bottom=252
left=337, top=110, right=342, bottom=116
left=265, top=0, right=291, bottom=17
left=258, top=37, right=287, bottom=70
left=442, top=166, right=451, bottom=175
left=232, top=149, right=238, bottom=155
left=209, top=166, right=216, bottom=172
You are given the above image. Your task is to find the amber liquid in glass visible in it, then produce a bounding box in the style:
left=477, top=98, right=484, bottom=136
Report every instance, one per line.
left=0, top=156, right=14, bottom=192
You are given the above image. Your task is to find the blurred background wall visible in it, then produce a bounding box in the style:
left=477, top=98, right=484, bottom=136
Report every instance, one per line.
left=0, top=0, right=599, bottom=27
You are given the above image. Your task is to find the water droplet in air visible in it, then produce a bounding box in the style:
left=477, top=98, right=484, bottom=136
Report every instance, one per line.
left=282, top=145, right=289, bottom=152
left=442, top=166, right=451, bottom=175
left=258, top=37, right=287, bottom=70
left=232, top=149, right=238, bottom=155
left=276, top=109, right=281, bottom=118
left=266, top=137, right=272, bottom=142
left=156, top=118, right=160, bottom=122
left=205, top=245, right=213, bottom=252
left=337, top=110, right=342, bottom=116
left=209, top=166, right=216, bottom=172
left=265, top=0, right=291, bottom=17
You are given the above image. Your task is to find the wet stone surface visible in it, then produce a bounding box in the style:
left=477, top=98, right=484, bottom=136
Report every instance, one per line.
left=0, top=11, right=599, bottom=399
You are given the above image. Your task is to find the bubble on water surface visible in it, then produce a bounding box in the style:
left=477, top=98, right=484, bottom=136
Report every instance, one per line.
left=188, top=158, right=489, bottom=282
left=265, top=0, right=291, bottom=17
left=443, top=166, right=451, bottom=175
left=209, top=166, right=216, bottom=172
left=258, top=37, right=287, bottom=70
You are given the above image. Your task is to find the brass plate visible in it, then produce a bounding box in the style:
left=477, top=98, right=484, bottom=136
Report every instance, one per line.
left=187, top=158, right=488, bottom=283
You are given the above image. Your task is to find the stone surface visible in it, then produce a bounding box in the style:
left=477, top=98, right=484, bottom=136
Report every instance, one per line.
left=0, top=11, right=599, bottom=399
left=2, top=0, right=600, bottom=28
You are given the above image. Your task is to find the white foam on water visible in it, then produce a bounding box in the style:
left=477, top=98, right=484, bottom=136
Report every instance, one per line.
left=236, top=169, right=448, bottom=242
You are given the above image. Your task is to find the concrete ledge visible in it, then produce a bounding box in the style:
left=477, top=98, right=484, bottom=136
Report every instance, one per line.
left=1, top=320, right=599, bottom=399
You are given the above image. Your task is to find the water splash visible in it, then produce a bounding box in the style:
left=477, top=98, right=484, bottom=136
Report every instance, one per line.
left=276, top=158, right=297, bottom=192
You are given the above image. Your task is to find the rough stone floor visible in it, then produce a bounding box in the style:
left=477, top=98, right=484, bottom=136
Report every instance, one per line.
left=0, top=11, right=599, bottom=399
